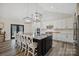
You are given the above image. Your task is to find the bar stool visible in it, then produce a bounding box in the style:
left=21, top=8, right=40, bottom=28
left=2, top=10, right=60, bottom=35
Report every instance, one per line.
left=27, top=36, right=37, bottom=56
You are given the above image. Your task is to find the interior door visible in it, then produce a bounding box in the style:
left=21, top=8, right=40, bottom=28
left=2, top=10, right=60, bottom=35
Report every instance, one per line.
left=11, top=24, right=24, bottom=39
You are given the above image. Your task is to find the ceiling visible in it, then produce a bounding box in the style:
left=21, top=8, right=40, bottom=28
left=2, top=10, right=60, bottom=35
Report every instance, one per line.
left=25, top=3, right=76, bottom=20
left=0, top=3, right=76, bottom=20
left=37, top=3, right=76, bottom=15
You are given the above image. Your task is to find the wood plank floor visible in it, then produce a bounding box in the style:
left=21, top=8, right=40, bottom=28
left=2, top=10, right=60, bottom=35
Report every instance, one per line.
left=0, top=39, right=79, bottom=56
left=46, top=41, right=76, bottom=56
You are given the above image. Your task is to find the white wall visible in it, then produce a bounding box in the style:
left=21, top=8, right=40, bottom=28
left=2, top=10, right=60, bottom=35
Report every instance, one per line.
left=0, top=3, right=33, bottom=40
left=0, top=18, right=33, bottom=40
left=41, top=16, right=74, bottom=43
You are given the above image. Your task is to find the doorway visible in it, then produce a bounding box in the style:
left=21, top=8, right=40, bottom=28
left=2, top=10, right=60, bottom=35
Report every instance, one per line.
left=11, top=24, right=24, bottom=39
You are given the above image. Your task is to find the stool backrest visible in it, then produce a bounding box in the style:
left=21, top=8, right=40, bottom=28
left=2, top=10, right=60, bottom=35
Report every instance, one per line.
left=27, top=35, right=33, bottom=45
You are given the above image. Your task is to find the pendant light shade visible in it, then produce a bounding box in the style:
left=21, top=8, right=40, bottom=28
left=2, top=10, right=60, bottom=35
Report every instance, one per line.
left=23, top=17, right=32, bottom=23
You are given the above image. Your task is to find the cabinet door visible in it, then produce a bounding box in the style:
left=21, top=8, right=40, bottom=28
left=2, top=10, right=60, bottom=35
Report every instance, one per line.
left=46, top=36, right=52, bottom=52
left=42, top=38, right=46, bottom=55
left=49, top=36, right=52, bottom=48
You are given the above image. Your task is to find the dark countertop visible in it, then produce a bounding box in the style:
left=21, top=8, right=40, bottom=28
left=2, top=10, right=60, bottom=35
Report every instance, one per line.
left=33, top=34, right=52, bottom=40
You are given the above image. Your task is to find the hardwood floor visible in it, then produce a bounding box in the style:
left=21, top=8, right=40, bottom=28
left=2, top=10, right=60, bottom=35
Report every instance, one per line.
left=0, top=39, right=79, bottom=56
left=46, top=41, right=76, bottom=56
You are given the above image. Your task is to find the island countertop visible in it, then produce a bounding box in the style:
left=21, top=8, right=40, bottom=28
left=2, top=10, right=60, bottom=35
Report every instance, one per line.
left=33, top=34, right=52, bottom=40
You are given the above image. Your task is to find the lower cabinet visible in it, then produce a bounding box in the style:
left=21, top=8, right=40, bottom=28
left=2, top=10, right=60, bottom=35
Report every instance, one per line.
left=42, top=36, right=52, bottom=56
left=33, top=35, right=52, bottom=56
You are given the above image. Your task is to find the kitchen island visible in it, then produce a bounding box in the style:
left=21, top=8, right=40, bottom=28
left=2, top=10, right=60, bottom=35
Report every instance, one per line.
left=33, top=34, right=52, bottom=56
